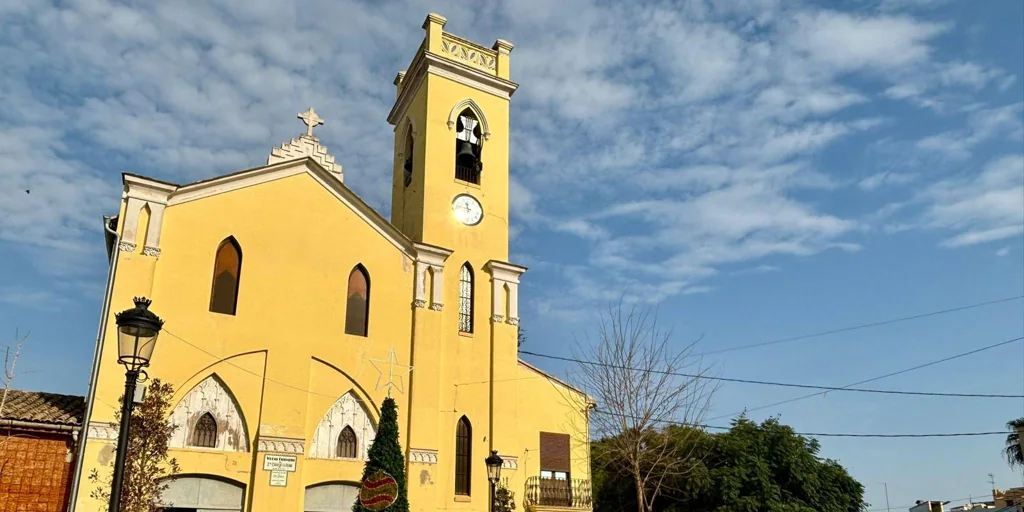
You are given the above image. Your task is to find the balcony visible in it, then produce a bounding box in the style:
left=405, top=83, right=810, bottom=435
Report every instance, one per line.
left=524, top=476, right=592, bottom=510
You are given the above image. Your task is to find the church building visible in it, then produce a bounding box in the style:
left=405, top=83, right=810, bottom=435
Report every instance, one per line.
left=69, top=14, right=593, bottom=512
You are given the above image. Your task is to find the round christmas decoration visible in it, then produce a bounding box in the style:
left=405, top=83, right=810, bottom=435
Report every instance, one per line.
left=359, top=469, right=399, bottom=511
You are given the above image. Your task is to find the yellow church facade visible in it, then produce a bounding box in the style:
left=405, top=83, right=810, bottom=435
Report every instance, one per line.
left=69, top=14, right=593, bottom=512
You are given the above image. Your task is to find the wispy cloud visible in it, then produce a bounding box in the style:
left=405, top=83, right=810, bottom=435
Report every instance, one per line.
left=916, top=155, right=1024, bottom=248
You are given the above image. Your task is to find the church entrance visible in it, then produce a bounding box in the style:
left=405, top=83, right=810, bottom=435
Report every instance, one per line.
left=157, top=475, right=245, bottom=511
left=304, top=482, right=361, bottom=512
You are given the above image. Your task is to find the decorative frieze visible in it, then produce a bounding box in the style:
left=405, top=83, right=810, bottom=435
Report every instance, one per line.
left=258, top=436, right=305, bottom=454
left=492, top=314, right=504, bottom=323
left=441, top=35, right=496, bottom=72
left=430, top=303, right=443, bottom=312
left=87, top=422, right=118, bottom=441
left=414, top=299, right=427, bottom=309
left=142, top=246, right=161, bottom=257
left=409, top=448, right=439, bottom=464
left=506, top=317, right=520, bottom=326
left=118, top=241, right=136, bottom=253
left=501, top=455, right=519, bottom=470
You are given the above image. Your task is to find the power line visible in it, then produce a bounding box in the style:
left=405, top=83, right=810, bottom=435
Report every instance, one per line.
left=520, top=337, right=1024, bottom=399
left=701, top=295, right=1024, bottom=355
left=163, top=328, right=559, bottom=398
left=708, top=335, right=1024, bottom=421
left=589, top=409, right=1008, bottom=438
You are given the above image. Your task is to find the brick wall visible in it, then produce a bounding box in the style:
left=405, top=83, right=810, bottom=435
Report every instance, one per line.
left=0, top=429, right=76, bottom=512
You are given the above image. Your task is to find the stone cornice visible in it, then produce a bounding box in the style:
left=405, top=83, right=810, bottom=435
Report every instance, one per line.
left=388, top=49, right=518, bottom=127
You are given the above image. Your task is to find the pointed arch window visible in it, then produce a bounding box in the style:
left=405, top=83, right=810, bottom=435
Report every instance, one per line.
left=454, top=109, right=482, bottom=184
left=455, top=416, right=472, bottom=496
left=337, top=425, right=358, bottom=458
left=345, top=265, right=370, bottom=337
left=209, top=237, right=242, bottom=315
left=459, top=264, right=473, bottom=333
left=191, top=412, right=218, bottom=448
left=403, top=130, right=414, bottom=188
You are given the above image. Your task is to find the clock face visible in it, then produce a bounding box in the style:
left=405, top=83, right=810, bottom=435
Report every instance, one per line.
left=452, top=194, right=483, bottom=226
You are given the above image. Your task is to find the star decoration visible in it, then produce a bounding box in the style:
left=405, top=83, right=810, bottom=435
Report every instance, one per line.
left=367, top=348, right=413, bottom=396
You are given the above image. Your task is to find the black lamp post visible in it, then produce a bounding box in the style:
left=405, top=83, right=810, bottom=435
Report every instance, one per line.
left=485, top=450, right=504, bottom=512
left=109, top=297, right=164, bottom=512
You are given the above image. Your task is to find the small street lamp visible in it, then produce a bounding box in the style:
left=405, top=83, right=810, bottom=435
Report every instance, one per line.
left=485, top=450, right=504, bottom=512
left=109, top=297, right=164, bottom=512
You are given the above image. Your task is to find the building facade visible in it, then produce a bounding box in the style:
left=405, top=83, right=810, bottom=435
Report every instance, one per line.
left=0, top=390, right=84, bottom=512
left=69, top=13, right=593, bottom=512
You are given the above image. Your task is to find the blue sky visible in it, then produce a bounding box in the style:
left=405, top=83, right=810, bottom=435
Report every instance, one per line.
left=1, top=0, right=1022, bottom=507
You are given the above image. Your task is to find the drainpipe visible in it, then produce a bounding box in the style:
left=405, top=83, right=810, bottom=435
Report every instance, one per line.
left=0, top=419, right=81, bottom=433
left=66, top=215, right=122, bottom=512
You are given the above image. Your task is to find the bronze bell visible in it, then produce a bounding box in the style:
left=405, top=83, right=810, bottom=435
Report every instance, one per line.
left=456, top=140, right=476, bottom=161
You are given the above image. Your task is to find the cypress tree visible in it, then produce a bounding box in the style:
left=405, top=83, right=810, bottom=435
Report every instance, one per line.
left=353, top=396, right=409, bottom=512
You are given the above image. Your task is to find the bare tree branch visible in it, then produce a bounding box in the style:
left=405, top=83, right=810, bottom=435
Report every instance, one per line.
left=570, top=301, right=717, bottom=512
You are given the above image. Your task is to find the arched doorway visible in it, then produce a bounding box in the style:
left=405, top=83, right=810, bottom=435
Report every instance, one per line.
left=158, top=475, right=245, bottom=511
left=305, top=482, right=361, bottom=512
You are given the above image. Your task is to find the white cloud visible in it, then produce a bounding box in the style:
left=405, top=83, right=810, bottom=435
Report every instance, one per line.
left=859, top=172, right=918, bottom=190
left=916, top=103, right=1024, bottom=160
left=996, top=247, right=1010, bottom=257
left=0, top=0, right=1014, bottom=317
left=784, top=11, right=946, bottom=73
left=919, top=155, right=1024, bottom=247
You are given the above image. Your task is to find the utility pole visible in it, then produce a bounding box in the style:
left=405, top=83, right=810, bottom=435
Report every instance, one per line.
left=883, top=482, right=891, bottom=512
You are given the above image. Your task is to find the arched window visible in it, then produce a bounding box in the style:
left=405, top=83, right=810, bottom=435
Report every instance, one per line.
left=455, top=416, right=472, bottom=496
left=345, top=265, right=370, bottom=337
left=403, top=130, right=414, bottom=188
left=209, top=237, right=242, bottom=315
left=191, top=412, right=218, bottom=448
left=458, top=264, right=473, bottom=333
left=454, top=109, right=482, bottom=184
left=337, top=425, right=358, bottom=458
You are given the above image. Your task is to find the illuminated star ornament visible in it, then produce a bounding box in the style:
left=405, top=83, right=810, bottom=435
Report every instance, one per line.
left=367, top=348, right=413, bottom=396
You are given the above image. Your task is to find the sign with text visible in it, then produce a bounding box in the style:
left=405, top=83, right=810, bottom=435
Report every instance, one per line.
left=263, top=454, right=297, bottom=472
left=269, top=470, right=288, bottom=487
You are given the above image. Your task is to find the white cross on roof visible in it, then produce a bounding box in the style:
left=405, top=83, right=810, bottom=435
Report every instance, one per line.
left=297, top=107, right=324, bottom=137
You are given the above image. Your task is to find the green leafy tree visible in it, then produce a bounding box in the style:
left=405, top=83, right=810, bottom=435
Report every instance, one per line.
left=90, top=378, right=180, bottom=512
left=352, top=396, right=409, bottom=512
left=593, top=417, right=867, bottom=512
left=1006, top=417, right=1024, bottom=473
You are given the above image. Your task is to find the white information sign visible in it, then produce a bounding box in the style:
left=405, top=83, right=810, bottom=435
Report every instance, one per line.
left=269, top=470, right=288, bottom=487
left=263, top=454, right=297, bottom=472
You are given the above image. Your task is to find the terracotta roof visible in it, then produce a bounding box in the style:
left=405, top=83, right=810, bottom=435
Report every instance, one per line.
left=0, top=389, right=85, bottom=426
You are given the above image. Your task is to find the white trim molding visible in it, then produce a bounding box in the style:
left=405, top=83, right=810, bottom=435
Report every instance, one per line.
left=501, top=455, right=518, bottom=470
left=142, top=247, right=161, bottom=257
left=414, top=242, right=453, bottom=312
left=258, top=436, right=305, bottom=454
left=486, top=260, right=527, bottom=327
left=409, top=448, right=439, bottom=464
left=269, top=134, right=342, bottom=178
left=118, top=242, right=136, bottom=253
left=447, top=99, right=491, bottom=141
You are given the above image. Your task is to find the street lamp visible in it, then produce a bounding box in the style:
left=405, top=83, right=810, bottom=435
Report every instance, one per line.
left=109, top=297, right=164, bottom=512
left=485, top=450, right=504, bottom=512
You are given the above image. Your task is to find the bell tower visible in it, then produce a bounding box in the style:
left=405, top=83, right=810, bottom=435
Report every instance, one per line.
left=388, top=13, right=517, bottom=261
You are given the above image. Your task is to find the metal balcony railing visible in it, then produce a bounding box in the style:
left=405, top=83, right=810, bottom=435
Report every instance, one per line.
left=524, top=476, right=592, bottom=509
